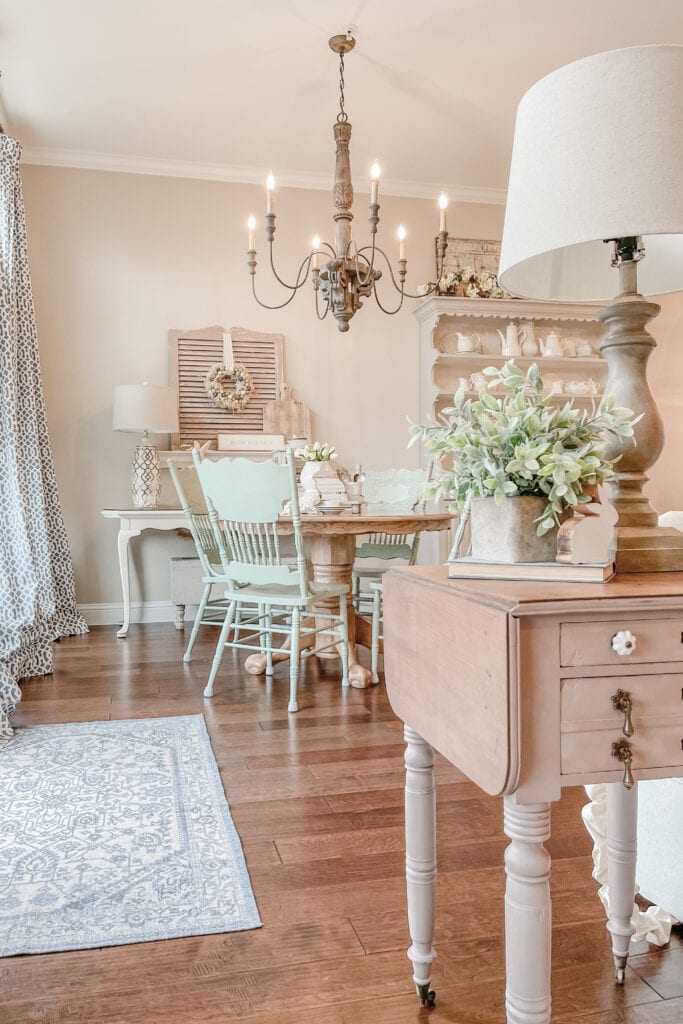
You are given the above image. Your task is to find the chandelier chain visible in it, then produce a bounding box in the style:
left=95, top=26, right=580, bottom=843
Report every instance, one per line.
left=336, top=52, right=348, bottom=123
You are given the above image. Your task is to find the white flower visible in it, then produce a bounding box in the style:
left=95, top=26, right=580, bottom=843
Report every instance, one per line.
left=296, top=440, right=337, bottom=462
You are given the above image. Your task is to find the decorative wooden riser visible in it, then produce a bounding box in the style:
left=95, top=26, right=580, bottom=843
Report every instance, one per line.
left=615, top=526, right=683, bottom=573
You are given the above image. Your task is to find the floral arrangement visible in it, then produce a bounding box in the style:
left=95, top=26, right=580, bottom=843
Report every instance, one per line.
left=417, top=266, right=509, bottom=299
left=409, top=361, right=638, bottom=536
left=204, top=362, right=254, bottom=413
left=294, top=441, right=337, bottom=462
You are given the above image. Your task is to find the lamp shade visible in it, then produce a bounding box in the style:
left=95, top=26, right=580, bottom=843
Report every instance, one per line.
left=499, top=45, right=683, bottom=301
left=112, top=383, right=179, bottom=434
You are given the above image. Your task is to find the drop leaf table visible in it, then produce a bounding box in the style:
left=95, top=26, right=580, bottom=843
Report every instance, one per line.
left=383, top=565, right=683, bottom=1022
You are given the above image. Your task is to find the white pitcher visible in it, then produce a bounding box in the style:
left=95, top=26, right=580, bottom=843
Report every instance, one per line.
left=519, top=320, right=538, bottom=356
left=496, top=324, right=526, bottom=357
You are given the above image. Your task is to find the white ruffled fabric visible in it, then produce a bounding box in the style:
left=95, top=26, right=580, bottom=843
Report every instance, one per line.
left=582, top=784, right=676, bottom=945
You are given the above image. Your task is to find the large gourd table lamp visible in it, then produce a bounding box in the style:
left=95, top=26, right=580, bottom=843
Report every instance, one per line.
left=113, top=382, right=179, bottom=508
left=499, top=44, right=683, bottom=573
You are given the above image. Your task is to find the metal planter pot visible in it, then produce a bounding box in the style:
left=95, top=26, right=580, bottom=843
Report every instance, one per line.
left=470, top=495, right=557, bottom=563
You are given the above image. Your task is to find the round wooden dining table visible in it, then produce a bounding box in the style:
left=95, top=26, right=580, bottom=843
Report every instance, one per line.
left=243, top=511, right=454, bottom=687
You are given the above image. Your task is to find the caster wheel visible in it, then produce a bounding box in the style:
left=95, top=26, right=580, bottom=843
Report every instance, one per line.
left=416, top=983, right=436, bottom=1008
left=615, top=966, right=626, bottom=985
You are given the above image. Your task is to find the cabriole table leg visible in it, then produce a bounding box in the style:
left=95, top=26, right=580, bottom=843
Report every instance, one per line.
left=116, top=528, right=140, bottom=639
left=404, top=725, right=437, bottom=1007
left=606, top=781, right=638, bottom=984
left=503, top=797, right=552, bottom=1024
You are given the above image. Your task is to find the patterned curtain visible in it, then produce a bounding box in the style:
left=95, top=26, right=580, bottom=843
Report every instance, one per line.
left=0, top=135, right=87, bottom=739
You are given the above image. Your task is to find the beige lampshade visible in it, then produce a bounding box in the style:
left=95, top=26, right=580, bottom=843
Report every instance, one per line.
left=113, top=383, right=179, bottom=434
left=499, top=45, right=683, bottom=301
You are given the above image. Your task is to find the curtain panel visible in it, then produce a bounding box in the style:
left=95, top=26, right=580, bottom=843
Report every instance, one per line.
left=0, top=135, right=87, bottom=739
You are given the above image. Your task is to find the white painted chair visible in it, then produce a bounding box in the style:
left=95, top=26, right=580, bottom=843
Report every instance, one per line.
left=369, top=580, right=383, bottom=685
left=168, top=458, right=236, bottom=662
left=193, top=447, right=349, bottom=712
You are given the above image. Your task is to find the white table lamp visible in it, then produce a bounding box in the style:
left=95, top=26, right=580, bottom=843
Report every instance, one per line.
left=113, top=382, right=179, bottom=508
left=499, top=44, right=683, bottom=572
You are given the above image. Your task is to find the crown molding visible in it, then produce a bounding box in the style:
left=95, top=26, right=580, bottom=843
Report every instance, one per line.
left=20, top=145, right=507, bottom=205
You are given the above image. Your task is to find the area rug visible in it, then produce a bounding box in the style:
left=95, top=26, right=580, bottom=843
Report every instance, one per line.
left=0, top=715, right=261, bottom=955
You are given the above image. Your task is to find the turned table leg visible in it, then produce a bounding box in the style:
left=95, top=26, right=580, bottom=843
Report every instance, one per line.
left=606, top=781, right=638, bottom=984
left=503, top=797, right=552, bottom=1024
left=310, top=534, right=372, bottom=688
left=404, top=725, right=437, bottom=1007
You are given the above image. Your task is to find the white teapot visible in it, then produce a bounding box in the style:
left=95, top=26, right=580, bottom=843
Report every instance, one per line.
left=496, top=323, right=527, bottom=357
left=539, top=331, right=564, bottom=358
left=454, top=331, right=481, bottom=352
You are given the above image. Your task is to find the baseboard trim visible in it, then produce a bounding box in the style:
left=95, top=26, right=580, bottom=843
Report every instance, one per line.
left=78, top=601, right=197, bottom=627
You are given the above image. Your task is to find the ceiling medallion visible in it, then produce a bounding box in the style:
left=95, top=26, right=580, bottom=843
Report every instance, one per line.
left=246, top=30, right=449, bottom=332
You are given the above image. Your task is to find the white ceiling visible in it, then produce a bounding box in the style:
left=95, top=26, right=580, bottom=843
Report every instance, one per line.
left=3, top=0, right=683, bottom=201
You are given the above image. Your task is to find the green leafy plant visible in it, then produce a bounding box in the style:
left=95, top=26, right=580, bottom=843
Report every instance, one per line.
left=409, top=361, right=639, bottom=535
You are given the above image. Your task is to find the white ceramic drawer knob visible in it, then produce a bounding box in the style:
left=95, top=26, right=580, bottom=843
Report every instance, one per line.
left=611, top=630, right=637, bottom=656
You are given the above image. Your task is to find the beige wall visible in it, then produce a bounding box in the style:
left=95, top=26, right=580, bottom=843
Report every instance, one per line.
left=24, top=164, right=682, bottom=612
left=22, top=165, right=504, bottom=608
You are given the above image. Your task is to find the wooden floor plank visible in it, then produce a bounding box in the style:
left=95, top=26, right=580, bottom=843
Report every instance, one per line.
left=5, top=622, right=680, bottom=1024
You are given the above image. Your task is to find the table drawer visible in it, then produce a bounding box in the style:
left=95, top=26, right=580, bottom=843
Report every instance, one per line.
left=561, top=673, right=683, bottom=774
left=560, top=617, right=683, bottom=667
left=561, top=725, right=683, bottom=774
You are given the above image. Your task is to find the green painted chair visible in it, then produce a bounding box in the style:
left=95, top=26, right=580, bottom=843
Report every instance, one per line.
left=168, top=457, right=240, bottom=663
left=352, top=465, right=431, bottom=612
left=352, top=465, right=432, bottom=683
left=193, top=447, right=349, bottom=712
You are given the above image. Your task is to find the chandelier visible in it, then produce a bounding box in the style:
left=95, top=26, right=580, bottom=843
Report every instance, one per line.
left=246, top=31, right=449, bottom=332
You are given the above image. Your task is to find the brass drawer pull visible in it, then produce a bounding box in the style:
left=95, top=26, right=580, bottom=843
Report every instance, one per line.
left=611, top=630, right=637, bottom=656
left=611, top=689, right=634, bottom=737
left=611, top=738, right=635, bottom=789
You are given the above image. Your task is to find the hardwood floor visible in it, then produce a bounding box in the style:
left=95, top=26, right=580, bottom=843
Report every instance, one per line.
left=4, top=623, right=682, bottom=1023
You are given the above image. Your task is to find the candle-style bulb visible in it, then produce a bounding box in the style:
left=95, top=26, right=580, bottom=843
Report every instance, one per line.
left=266, top=173, right=276, bottom=215
left=311, top=235, right=321, bottom=271
left=248, top=215, right=256, bottom=250
left=248, top=216, right=256, bottom=230
left=370, top=161, right=380, bottom=206
left=397, top=224, right=406, bottom=260
left=438, top=191, right=448, bottom=232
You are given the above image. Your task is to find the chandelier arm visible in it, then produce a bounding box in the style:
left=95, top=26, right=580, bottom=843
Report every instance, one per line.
left=351, top=239, right=377, bottom=286
left=400, top=281, right=440, bottom=300
left=371, top=243, right=448, bottom=300
left=315, top=287, right=330, bottom=320
left=373, top=245, right=408, bottom=293
left=372, top=279, right=405, bottom=316
left=251, top=274, right=306, bottom=311
left=268, top=245, right=313, bottom=292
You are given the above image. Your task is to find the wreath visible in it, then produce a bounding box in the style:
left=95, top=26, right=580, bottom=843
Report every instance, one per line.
left=204, top=361, right=254, bottom=414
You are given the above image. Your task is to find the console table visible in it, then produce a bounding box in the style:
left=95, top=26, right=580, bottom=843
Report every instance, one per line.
left=383, top=565, right=683, bottom=1023
left=101, top=508, right=185, bottom=637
